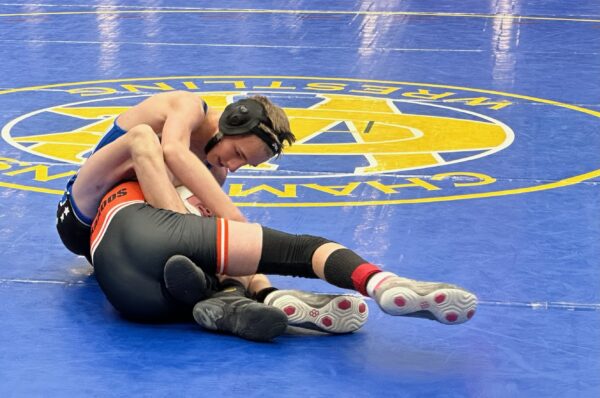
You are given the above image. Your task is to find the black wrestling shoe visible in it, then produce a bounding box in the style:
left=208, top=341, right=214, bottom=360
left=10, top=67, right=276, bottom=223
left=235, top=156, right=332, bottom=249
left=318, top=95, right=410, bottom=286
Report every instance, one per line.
left=164, top=255, right=219, bottom=306
left=193, top=283, right=288, bottom=342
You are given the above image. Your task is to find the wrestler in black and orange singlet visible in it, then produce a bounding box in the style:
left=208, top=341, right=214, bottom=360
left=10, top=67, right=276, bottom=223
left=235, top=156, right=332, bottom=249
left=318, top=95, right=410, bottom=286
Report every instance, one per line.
left=90, top=181, right=220, bottom=321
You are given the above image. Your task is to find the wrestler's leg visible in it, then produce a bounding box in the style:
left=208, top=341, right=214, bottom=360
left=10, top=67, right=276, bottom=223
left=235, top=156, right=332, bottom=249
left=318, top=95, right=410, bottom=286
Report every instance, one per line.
left=218, top=221, right=330, bottom=277
left=221, top=221, right=478, bottom=325
left=72, top=124, right=185, bottom=219
left=245, top=274, right=271, bottom=296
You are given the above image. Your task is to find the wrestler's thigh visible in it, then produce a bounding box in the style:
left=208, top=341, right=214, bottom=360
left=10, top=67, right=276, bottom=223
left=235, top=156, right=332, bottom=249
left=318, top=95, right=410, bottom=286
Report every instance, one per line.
left=226, top=220, right=263, bottom=276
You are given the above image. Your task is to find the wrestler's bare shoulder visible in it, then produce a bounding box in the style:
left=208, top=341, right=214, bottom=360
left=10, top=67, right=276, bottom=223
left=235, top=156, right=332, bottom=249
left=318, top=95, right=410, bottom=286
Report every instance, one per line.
left=137, top=91, right=203, bottom=114
left=118, top=91, right=204, bottom=131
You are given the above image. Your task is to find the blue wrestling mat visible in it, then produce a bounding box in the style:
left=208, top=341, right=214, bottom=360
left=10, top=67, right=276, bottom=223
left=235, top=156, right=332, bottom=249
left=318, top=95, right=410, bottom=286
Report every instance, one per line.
left=1, top=1, right=599, bottom=396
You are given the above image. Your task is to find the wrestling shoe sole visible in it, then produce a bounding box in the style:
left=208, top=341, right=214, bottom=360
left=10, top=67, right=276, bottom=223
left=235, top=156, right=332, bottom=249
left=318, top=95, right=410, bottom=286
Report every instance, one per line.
left=265, top=290, right=369, bottom=334
left=164, top=255, right=214, bottom=306
left=378, top=286, right=477, bottom=325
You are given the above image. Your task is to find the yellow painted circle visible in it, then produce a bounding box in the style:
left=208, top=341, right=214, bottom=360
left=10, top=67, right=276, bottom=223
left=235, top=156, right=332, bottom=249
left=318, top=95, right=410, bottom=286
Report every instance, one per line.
left=0, top=76, right=598, bottom=206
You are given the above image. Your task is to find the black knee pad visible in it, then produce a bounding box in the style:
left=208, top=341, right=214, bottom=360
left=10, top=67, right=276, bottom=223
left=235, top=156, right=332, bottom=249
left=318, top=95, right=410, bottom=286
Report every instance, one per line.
left=257, top=226, right=331, bottom=278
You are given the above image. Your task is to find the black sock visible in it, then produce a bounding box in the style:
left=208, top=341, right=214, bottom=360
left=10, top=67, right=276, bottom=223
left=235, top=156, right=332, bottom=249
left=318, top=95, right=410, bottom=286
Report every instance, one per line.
left=254, top=287, right=278, bottom=303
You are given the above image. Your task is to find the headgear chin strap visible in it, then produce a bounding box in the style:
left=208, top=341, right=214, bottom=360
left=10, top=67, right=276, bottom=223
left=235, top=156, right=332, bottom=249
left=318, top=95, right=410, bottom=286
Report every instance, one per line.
left=204, top=98, right=284, bottom=155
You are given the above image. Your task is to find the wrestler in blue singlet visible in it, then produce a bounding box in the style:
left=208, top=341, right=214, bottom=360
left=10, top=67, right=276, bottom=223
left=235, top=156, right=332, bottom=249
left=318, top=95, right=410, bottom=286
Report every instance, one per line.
left=56, top=100, right=209, bottom=261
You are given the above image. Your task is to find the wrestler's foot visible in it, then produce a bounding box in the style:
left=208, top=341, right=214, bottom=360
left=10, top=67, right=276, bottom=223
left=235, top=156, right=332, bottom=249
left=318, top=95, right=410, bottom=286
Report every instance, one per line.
left=264, top=290, right=369, bottom=334
left=164, top=255, right=219, bottom=306
left=193, top=283, right=287, bottom=342
left=369, top=274, right=477, bottom=325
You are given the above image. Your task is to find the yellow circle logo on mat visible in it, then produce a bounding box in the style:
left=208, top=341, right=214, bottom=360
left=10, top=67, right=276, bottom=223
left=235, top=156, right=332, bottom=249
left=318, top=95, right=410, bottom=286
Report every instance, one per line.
left=0, top=76, right=599, bottom=206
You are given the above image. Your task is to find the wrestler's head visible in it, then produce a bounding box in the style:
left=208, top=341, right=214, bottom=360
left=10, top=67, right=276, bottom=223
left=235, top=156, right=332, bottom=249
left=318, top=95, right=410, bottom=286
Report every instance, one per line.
left=204, top=96, right=295, bottom=172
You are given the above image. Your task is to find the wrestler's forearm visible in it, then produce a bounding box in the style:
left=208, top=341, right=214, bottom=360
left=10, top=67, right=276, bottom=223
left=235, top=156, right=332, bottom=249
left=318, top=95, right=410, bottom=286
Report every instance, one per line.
left=210, top=166, right=255, bottom=224
left=164, top=148, right=247, bottom=222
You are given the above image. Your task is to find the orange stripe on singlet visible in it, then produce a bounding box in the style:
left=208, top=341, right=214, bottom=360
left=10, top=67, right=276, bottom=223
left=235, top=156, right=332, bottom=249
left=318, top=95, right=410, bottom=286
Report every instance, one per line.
left=216, top=218, right=221, bottom=272
left=223, top=218, right=229, bottom=275
left=89, top=181, right=145, bottom=262
left=216, top=217, right=229, bottom=274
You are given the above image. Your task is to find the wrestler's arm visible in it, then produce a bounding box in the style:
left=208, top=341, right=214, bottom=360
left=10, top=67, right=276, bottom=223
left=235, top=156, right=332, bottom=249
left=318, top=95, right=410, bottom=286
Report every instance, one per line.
left=160, top=92, right=246, bottom=222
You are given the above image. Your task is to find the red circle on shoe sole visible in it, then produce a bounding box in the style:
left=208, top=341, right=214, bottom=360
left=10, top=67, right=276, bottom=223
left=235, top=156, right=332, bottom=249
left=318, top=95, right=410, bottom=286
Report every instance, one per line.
left=394, top=297, right=406, bottom=307
left=359, top=303, right=367, bottom=313
left=434, top=294, right=446, bottom=304
left=445, top=312, right=458, bottom=322
left=283, top=306, right=296, bottom=316
left=467, top=310, right=475, bottom=319
left=322, top=317, right=332, bottom=327
left=338, top=299, right=351, bottom=310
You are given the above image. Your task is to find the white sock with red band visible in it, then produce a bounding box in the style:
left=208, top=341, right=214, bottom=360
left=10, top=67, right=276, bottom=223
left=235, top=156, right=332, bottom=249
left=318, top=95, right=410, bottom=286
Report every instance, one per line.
left=366, top=271, right=397, bottom=298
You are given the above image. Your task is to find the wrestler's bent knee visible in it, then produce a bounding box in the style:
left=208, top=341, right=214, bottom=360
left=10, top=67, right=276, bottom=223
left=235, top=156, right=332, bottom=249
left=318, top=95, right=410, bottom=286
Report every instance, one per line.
left=128, top=124, right=162, bottom=156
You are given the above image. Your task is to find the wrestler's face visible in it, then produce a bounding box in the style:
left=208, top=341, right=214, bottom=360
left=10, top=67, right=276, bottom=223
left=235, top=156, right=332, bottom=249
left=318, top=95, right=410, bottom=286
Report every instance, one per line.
left=206, top=134, right=273, bottom=172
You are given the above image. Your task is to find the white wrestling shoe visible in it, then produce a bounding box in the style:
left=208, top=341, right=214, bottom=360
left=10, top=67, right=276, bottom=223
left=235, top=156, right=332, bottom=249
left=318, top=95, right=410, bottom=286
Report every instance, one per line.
left=264, top=290, right=369, bottom=334
left=368, top=273, right=477, bottom=325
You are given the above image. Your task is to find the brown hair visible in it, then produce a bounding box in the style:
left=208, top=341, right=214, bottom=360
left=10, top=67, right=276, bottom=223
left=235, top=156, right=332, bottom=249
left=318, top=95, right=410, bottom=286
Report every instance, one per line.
left=251, top=95, right=296, bottom=155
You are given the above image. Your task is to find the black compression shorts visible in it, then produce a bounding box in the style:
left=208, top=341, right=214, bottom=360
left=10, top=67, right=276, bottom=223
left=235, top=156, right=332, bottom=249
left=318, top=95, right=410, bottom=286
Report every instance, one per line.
left=90, top=181, right=218, bottom=321
left=56, top=194, right=92, bottom=263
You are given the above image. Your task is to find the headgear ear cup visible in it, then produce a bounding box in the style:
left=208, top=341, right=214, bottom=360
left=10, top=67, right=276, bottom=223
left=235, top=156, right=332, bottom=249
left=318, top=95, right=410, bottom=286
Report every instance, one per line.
left=204, top=98, right=285, bottom=155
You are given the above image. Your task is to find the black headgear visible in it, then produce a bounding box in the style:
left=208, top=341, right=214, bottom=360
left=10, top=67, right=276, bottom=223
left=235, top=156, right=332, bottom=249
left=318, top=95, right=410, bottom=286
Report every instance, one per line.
left=204, top=98, right=283, bottom=155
